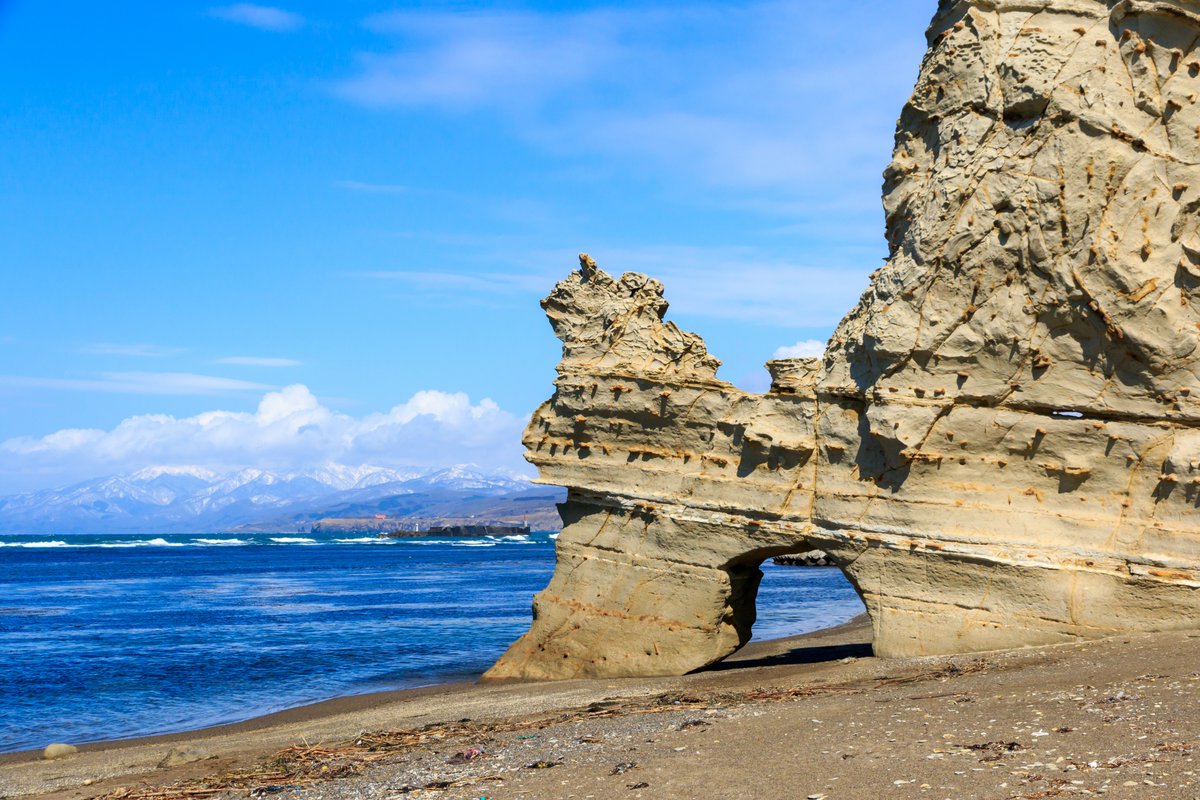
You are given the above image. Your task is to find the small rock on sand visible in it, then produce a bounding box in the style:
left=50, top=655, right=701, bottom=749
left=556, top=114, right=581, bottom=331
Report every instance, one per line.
left=42, top=743, right=78, bottom=760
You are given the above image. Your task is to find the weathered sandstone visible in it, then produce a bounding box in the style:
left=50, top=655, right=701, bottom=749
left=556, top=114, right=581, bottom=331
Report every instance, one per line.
left=486, top=0, right=1200, bottom=680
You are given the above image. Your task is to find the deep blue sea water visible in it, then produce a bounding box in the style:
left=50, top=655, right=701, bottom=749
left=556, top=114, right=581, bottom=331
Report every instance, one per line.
left=0, top=532, right=864, bottom=753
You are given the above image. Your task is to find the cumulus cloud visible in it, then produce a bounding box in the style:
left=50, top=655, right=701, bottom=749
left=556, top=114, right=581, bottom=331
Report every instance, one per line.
left=0, top=385, right=528, bottom=493
left=773, top=339, right=826, bottom=359
left=209, top=4, right=304, bottom=32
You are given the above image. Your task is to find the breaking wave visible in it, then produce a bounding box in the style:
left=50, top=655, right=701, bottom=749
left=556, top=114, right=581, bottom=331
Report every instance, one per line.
left=0, top=533, right=558, bottom=549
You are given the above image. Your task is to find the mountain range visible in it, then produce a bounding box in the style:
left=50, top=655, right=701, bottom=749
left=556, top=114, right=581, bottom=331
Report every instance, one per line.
left=0, top=465, right=564, bottom=534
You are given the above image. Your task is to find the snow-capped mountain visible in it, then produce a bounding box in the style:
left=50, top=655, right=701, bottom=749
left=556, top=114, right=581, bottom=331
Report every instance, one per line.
left=0, top=464, right=538, bottom=534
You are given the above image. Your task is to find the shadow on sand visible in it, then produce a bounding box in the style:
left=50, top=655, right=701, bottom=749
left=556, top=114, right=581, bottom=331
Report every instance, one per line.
left=701, top=641, right=874, bottom=672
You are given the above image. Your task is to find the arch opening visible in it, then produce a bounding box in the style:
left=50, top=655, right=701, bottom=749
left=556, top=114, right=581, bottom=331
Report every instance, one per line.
left=715, top=545, right=871, bottom=671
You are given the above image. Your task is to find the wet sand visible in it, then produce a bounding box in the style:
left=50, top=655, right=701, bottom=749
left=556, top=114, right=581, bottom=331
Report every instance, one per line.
left=4, top=617, right=1200, bottom=799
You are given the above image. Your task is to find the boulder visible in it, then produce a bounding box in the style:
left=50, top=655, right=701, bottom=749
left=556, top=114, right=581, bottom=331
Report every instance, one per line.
left=42, top=743, right=77, bottom=760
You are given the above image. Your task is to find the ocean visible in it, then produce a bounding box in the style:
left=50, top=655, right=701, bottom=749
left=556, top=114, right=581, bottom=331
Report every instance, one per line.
left=0, top=532, right=865, bottom=754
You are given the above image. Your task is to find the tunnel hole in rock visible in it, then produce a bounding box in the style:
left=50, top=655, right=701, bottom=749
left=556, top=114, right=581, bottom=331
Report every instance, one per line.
left=719, top=547, right=870, bottom=666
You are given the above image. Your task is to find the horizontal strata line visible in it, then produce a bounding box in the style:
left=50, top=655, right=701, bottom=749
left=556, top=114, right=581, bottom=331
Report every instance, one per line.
left=557, top=373, right=1200, bottom=429
left=564, top=493, right=1200, bottom=572
left=556, top=539, right=728, bottom=573
left=560, top=477, right=1198, bottom=534
left=558, top=379, right=1200, bottom=431
left=816, top=390, right=1200, bottom=430
left=555, top=370, right=733, bottom=393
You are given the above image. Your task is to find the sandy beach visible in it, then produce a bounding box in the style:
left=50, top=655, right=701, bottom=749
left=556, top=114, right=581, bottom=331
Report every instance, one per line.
left=4, top=617, right=1200, bottom=800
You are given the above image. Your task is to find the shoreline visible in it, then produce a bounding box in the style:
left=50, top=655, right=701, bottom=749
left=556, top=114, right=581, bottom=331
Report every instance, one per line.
left=0, top=616, right=871, bottom=765
left=8, top=618, right=1200, bottom=799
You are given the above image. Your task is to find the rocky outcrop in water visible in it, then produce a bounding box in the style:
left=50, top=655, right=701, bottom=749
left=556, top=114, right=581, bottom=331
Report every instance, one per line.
left=772, top=551, right=831, bottom=567
left=485, top=0, right=1200, bottom=680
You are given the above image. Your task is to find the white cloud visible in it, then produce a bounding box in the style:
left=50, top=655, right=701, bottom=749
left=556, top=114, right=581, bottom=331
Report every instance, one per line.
left=359, top=246, right=872, bottom=329
left=334, top=180, right=407, bottom=194
left=0, top=372, right=275, bottom=395
left=587, top=246, right=871, bottom=329
left=82, top=342, right=187, bottom=358
left=773, top=339, right=826, bottom=359
left=216, top=356, right=303, bottom=367
left=334, top=9, right=623, bottom=111
left=0, top=385, right=528, bottom=493
left=332, top=2, right=925, bottom=205
left=209, top=4, right=304, bottom=32
left=357, top=269, right=551, bottom=297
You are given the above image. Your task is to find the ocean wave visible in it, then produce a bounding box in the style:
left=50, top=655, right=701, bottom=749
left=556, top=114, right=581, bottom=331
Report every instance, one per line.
left=1, top=533, right=554, bottom=549
left=96, top=537, right=186, bottom=548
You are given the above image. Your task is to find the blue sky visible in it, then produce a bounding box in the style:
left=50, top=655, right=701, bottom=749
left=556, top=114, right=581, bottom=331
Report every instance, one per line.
left=0, top=1, right=933, bottom=492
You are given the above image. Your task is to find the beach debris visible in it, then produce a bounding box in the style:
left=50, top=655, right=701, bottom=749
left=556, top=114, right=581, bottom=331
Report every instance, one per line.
left=446, top=746, right=486, bottom=764
left=627, top=782, right=650, bottom=789
left=610, top=761, right=638, bottom=774
left=249, top=786, right=299, bottom=797
left=42, top=742, right=78, bottom=760
left=158, top=745, right=209, bottom=768
left=524, top=759, right=562, bottom=769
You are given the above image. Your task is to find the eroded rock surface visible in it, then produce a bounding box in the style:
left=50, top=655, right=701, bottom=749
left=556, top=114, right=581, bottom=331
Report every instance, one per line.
left=485, top=0, right=1200, bottom=680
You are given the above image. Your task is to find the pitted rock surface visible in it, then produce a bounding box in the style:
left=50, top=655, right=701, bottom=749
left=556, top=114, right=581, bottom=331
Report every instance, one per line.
left=486, top=0, right=1200, bottom=680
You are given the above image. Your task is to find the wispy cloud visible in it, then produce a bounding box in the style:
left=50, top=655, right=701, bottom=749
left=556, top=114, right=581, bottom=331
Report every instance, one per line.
left=0, top=372, right=275, bottom=395
left=209, top=3, right=304, bottom=32
left=216, top=356, right=303, bottom=367
left=583, top=246, right=872, bottom=329
left=332, top=3, right=925, bottom=206
left=0, top=385, right=527, bottom=492
left=334, top=9, right=624, bottom=111
left=357, top=270, right=550, bottom=295
left=81, top=342, right=187, bottom=358
left=773, top=339, right=826, bottom=359
left=356, top=245, right=872, bottom=330
left=334, top=180, right=407, bottom=194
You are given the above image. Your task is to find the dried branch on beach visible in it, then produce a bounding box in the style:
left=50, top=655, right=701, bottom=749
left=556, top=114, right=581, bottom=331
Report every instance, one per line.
left=89, top=659, right=988, bottom=800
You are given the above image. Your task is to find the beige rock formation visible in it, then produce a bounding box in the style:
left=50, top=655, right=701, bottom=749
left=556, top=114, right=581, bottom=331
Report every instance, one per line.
left=485, top=0, right=1200, bottom=681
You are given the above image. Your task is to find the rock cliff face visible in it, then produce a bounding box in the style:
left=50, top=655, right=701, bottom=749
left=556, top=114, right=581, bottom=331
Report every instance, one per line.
left=485, top=0, right=1200, bottom=680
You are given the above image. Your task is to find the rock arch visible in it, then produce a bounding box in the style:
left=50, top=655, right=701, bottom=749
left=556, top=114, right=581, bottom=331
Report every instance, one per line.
left=485, top=0, right=1200, bottom=680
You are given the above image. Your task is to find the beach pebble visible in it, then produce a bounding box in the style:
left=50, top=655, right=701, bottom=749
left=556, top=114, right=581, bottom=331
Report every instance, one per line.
left=158, top=745, right=209, bottom=768
left=42, top=743, right=78, bottom=760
